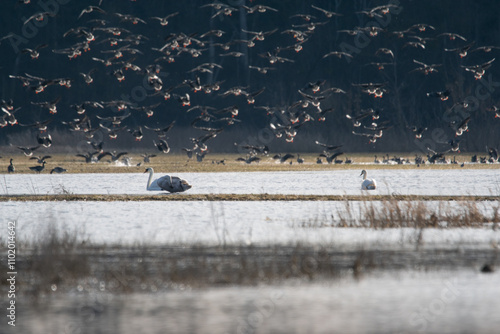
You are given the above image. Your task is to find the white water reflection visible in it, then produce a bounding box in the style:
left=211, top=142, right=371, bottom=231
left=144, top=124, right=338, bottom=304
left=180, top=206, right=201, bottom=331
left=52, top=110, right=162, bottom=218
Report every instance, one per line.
left=1, top=169, right=499, bottom=196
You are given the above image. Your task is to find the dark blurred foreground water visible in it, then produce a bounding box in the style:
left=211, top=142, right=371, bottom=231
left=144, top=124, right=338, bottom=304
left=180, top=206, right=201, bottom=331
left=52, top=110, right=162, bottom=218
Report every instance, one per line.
left=3, top=246, right=500, bottom=334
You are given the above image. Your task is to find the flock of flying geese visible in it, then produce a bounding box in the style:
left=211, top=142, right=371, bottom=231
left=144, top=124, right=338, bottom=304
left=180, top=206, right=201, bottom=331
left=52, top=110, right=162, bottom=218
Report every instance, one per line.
left=1, top=1, right=499, bottom=192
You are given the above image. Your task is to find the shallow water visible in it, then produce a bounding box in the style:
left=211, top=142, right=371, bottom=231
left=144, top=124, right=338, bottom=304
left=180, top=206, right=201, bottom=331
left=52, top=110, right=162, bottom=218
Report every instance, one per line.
left=1, top=169, right=499, bottom=196
left=2, top=200, right=499, bottom=246
left=9, top=269, right=500, bottom=334
left=2, top=171, right=499, bottom=333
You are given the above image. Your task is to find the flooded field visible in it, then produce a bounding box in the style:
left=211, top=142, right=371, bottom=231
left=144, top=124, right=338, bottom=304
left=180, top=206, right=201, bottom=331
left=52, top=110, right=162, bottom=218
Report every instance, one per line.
left=1, top=169, right=499, bottom=196
left=1, top=169, right=499, bottom=333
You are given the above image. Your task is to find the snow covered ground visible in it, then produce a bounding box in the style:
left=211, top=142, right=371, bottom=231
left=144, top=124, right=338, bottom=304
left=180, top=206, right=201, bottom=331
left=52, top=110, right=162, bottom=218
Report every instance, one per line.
left=0, top=169, right=499, bottom=196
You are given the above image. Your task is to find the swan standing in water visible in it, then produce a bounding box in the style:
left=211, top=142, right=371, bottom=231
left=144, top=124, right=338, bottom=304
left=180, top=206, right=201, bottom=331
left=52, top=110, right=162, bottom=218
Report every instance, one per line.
left=144, top=167, right=192, bottom=193
left=360, top=170, right=377, bottom=190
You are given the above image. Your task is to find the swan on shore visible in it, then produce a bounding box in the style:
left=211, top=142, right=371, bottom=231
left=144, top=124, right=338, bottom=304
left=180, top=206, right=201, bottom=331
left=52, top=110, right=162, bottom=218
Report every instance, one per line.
left=360, top=170, right=377, bottom=190
left=145, top=167, right=192, bottom=193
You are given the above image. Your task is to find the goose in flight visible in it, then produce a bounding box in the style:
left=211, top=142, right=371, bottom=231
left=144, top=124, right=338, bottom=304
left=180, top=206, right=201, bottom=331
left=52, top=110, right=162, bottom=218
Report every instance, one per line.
left=141, top=153, right=157, bottom=163
left=97, top=151, right=128, bottom=162
left=236, top=156, right=261, bottom=164
left=144, top=168, right=192, bottom=193
left=311, top=5, right=342, bottom=18
left=23, top=11, right=56, bottom=25
left=17, top=145, right=41, bottom=156
left=273, top=153, right=294, bottom=163
left=78, top=5, right=106, bottom=19
left=76, top=152, right=99, bottom=163
left=150, top=12, right=179, bottom=26
left=30, top=155, right=51, bottom=164
left=360, top=170, right=377, bottom=190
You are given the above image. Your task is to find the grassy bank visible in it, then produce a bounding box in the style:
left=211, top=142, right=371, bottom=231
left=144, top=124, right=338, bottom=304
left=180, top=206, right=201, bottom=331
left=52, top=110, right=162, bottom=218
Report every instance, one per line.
left=1, top=193, right=500, bottom=202
left=1, top=153, right=498, bottom=174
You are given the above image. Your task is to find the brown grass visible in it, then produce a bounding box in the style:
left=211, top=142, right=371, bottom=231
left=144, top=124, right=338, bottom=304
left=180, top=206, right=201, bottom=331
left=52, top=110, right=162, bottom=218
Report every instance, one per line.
left=1, top=194, right=499, bottom=202
left=318, top=199, right=500, bottom=229
left=1, top=152, right=498, bottom=174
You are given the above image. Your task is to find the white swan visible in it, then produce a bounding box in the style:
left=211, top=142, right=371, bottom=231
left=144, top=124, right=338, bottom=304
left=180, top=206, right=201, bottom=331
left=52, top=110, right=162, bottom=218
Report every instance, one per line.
left=145, top=167, right=192, bottom=193
left=360, top=170, right=377, bottom=190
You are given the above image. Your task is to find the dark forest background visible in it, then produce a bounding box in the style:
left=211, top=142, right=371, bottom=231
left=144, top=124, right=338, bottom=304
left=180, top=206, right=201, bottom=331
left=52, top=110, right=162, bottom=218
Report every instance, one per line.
left=1, top=0, right=499, bottom=156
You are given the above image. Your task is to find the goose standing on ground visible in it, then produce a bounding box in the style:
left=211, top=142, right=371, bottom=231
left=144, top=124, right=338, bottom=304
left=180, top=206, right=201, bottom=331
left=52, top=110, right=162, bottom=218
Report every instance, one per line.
left=8, top=159, right=15, bottom=173
left=360, top=170, right=377, bottom=190
left=144, top=167, right=192, bottom=193
left=29, top=161, right=46, bottom=173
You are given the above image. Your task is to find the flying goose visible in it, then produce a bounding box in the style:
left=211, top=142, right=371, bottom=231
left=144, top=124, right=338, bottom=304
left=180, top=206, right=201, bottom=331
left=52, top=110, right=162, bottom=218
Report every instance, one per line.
left=145, top=168, right=192, bottom=193
left=196, top=151, right=208, bottom=162
left=21, top=43, right=48, bottom=59
left=311, top=5, right=342, bottom=17
left=17, top=145, right=41, bottom=156
left=150, top=12, right=179, bottom=26
left=78, top=5, right=106, bottom=19
left=319, top=151, right=343, bottom=164
left=97, top=151, right=128, bottom=162
left=315, top=141, right=343, bottom=152
left=36, top=133, right=52, bottom=148
left=31, top=96, right=61, bottom=114
left=426, top=90, right=450, bottom=101
left=444, top=42, right=475, bottom=58
left=411, top=59, right=442, bottom=75
left=99, top=124, right=127, bottom=139
left=154, top=139, right=170, bottom=154
left=127, top=127, right=143, bottom=141
left=461, top=58, right=495, bottom=80
left=23, top=11, right=56, bottom=25
left=273, top=153, right=294, bottom=163
left=322, top=51, right=354, bottom=59
left=407, top=125, right=428, bottom=139
left=141, top=153, right=157, bottom=163
left=437, top=32, right=467, bottom=41
left=242, top=5, right=278, bottom=14
left=486, top=106, right=500, bottom=118
left=30, top=155, right=51, bottom=164
left=76, top=152, right=99, bottom=163
left=144, top=121, right=175, bottom=138
left=375, top=48, right=394, bottom=58
left=236, top=156, right=261, bottom=164
left=248, top=65, right=276, bottom=74
left=19, top=118, right=53, bottom=132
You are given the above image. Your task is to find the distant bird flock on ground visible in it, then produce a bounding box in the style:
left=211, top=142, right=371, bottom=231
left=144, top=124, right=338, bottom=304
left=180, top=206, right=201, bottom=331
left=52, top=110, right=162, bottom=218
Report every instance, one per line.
left=1, top=1, right=499, bottom=174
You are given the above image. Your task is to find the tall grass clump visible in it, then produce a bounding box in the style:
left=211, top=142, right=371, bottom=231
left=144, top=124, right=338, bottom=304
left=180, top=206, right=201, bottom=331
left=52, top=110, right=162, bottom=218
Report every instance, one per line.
left=23, top=223, right=90, bottom=297
left=314, top=199, right=500, bottom=229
